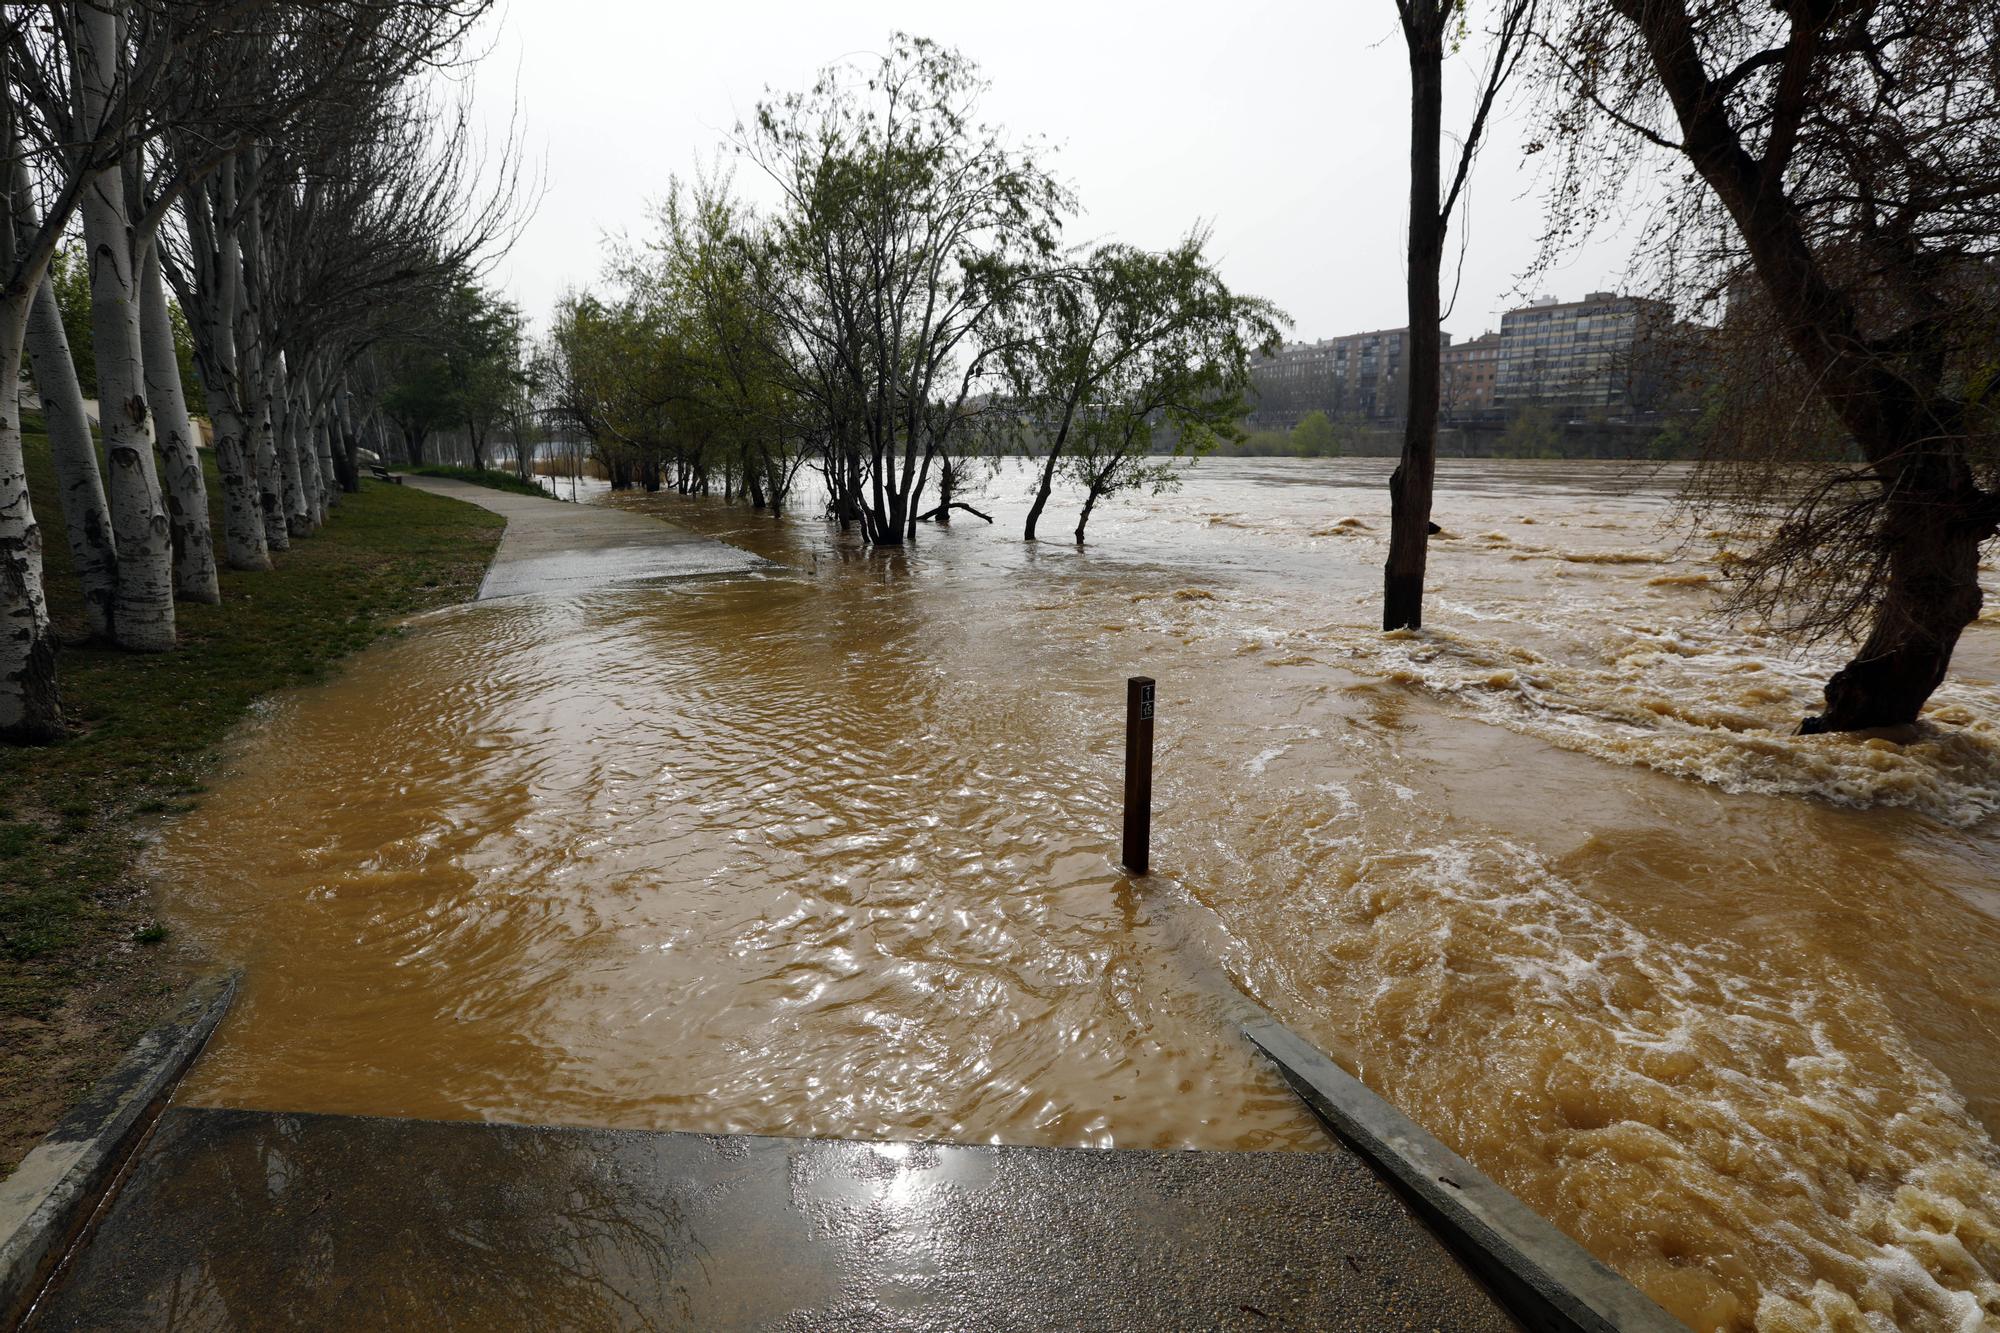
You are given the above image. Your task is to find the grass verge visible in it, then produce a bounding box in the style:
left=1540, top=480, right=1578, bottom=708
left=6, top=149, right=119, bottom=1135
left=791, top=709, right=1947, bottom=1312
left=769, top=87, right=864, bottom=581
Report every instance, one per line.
left=0, top=433, right=503, bottom=1171
left=406, top=464, right=548, bottom=498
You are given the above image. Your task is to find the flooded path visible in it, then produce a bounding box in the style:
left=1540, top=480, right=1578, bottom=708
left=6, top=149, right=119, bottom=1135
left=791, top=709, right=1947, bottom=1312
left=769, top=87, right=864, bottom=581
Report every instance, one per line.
left=156, top=459, right=2000, bottom=1330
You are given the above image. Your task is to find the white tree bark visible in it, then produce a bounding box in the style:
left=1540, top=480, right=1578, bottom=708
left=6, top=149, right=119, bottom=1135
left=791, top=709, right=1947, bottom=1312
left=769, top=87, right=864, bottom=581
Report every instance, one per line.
left=293, top=390, right=323, bottom=528
left=314, top=414, right=339, bottom=512
left=77, top=0, right=175, bottom=652
left=242, top=339, right=287, bottom=551
left=25, top=273, right=118, bottom=639
left=0, top=302, right=62, bottom=741
left=11, top=149, right=117, bottom=639
left=139, top=243, right=219, bottom=603
left=292, top=384, right=321, bottom=529
left=332, top=381, right=359, bottom=496
left=182, top=160, right=269, bottom=572
left=235, top=172, right=288, bottom=552
left=270, top=353, right=310, bottom=537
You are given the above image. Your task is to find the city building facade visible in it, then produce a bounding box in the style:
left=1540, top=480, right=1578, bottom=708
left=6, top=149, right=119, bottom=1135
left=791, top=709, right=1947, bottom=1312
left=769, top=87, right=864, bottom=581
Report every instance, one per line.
left=1441, top=331, right=1501, bottom=419
left=1246, top=327, right=1428, bottom=430
left=1246, top=292, right=1674, bottom=432
left=1491, top=292, right=1674, bottom=416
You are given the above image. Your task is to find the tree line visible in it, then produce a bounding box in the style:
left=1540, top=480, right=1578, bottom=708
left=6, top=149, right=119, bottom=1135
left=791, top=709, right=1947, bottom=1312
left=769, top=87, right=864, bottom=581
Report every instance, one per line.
left=537, top=36, right=1283, bottom=549
left=1, top=0, right=524, bottom=743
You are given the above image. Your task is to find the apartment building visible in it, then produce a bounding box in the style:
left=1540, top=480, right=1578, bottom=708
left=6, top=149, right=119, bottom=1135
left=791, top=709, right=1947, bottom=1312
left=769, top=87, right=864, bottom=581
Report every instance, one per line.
left=1491, top=292, right=1674, bottom=415
left=1246, top=327, right=1430, bottom=429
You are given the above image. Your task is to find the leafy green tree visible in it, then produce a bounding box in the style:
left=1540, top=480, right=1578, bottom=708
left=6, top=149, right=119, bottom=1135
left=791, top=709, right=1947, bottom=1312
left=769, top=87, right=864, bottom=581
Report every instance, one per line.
left=442, top=285, right=524, bottom=473
left=1291, top=411, right=1340, bottom=457
left=381, top=283, right=523, bottom=469
left=1497, top=405, right=1560, bottom=458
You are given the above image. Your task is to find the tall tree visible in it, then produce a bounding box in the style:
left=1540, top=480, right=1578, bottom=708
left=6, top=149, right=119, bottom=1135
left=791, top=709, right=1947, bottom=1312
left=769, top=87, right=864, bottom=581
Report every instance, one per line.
left=1384, top=0, right=1534, bottom=630
left=739, top=34, right=1069, bottom=546
left=1532, top=0, right=2000, bottom=731
left=75, top=0, right=177, bottom=651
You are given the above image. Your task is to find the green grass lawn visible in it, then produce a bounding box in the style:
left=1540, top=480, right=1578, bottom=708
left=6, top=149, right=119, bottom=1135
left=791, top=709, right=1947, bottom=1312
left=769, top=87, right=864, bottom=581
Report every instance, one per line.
left=0, top=431, right=503, bottom=1170
left=406, top=463, right=549, bottom=498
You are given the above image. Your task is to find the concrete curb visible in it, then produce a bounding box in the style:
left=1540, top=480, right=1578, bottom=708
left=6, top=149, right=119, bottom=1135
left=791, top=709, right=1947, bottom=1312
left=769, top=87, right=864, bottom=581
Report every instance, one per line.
left=0, top=969, right=238, bottom=1326
left=1243, top=1012, right=1688, bottom=1333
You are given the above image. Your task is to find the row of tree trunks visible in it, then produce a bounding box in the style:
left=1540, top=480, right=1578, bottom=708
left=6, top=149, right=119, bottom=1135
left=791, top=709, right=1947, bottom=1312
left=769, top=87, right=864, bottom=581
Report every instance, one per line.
left=140, top=244, right=218, bottom=604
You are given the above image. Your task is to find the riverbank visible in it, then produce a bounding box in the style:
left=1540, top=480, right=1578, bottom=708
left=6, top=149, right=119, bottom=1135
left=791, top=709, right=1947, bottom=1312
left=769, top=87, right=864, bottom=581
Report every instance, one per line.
left=0, top=433, right=504, bottom=1171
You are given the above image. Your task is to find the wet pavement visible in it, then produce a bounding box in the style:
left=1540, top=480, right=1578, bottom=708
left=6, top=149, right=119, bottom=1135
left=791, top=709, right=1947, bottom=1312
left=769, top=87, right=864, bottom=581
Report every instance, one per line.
left=28, top=1106, right=1516, bottom=1331
left=402, top=477, right=765, bottom=598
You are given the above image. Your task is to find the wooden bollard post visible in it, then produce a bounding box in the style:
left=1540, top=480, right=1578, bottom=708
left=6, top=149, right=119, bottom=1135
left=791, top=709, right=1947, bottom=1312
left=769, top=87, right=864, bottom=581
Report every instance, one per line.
left=1122, top=676, right=1155, bottom=875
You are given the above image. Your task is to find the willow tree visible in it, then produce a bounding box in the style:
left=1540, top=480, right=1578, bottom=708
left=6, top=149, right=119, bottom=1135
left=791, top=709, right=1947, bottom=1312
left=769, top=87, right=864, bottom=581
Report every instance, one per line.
left=1007, top=233, right=1284, bottom=543
left=1532, top=0, right=2000, bottom=731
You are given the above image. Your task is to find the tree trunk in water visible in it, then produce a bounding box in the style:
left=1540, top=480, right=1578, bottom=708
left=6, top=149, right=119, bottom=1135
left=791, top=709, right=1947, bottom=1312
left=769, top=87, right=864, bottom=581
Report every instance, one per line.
left=1383, top=4, right=1446, bottom=632
left=935, top=458, right=955, bottom=524
left=0, top=305, right=63, bottom=742
left=25, top=273, right=118, bottom=638
left=1075, top=481, right=1105, bottom=545
left=139, top=244, right=218, bottom=604
left=1803, top=499, right=1987, bottom=733
left=1024, top=442, right=1062, bottom=542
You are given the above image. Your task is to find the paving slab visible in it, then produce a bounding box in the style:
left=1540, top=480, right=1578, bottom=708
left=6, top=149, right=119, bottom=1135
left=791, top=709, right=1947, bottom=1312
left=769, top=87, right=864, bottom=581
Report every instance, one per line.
left=27, top=1106, right=1516, bottom=1331
left=402, top=477, right=765, bottom=599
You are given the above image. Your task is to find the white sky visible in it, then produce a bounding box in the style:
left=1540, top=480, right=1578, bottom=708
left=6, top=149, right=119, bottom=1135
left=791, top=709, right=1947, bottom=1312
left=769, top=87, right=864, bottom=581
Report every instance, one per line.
left=469, top=0, right=1642, bottom=343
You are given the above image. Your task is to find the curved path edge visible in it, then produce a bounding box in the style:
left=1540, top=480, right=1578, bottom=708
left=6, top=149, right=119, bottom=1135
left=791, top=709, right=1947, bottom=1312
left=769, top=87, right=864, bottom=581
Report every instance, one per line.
left=0, top=969, right=238, bottom=1326
left=402, top=476, right=766, bottom=599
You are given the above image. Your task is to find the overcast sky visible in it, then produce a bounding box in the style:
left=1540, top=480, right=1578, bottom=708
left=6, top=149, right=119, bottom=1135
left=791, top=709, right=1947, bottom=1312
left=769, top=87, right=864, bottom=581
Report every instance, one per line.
left=470, top=0, right=1642, bottom=343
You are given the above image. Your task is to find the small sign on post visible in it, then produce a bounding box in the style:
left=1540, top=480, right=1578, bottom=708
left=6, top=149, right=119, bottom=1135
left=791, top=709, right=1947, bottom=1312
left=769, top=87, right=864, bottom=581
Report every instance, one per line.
left=1123, top=676, right=1155, bottom=875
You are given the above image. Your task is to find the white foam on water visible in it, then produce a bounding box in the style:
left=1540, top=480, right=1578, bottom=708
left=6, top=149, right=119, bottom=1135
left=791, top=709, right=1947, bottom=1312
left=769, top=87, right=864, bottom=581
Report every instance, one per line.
left=1328, top=615, right=2000, bottom=828
left=1212, top=827, right=2000, bottom=1331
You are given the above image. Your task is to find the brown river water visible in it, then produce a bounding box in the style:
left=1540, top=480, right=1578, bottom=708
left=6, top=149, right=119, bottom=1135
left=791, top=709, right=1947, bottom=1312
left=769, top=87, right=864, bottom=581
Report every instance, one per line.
left=155, top=459, right=2000, bottom=1331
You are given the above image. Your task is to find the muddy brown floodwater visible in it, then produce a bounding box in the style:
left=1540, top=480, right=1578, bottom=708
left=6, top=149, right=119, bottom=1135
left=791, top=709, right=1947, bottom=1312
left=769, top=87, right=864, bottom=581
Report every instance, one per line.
left=156, top=459, right=2000, bottom=1331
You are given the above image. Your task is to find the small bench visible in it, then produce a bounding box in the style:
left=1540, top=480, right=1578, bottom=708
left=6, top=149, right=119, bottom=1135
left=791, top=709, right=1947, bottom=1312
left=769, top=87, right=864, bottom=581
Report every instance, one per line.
left=369, top=464, right=401, bottom=485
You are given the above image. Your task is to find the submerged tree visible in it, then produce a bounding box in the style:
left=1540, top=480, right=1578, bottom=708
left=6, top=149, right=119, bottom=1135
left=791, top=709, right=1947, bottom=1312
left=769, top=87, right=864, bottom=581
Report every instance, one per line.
left=1004, top=233, right=1282, bottom=543
left=1385, top=0, right=1535, bottom=630
left=739, top=34, right=1068, bottom=545
left=1532, top=0, right=2000, bottom=731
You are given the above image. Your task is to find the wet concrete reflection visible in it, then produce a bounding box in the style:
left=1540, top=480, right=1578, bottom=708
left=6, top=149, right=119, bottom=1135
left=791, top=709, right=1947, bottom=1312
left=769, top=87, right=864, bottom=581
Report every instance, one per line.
left=28, top=1107, right=1513, bottom=1330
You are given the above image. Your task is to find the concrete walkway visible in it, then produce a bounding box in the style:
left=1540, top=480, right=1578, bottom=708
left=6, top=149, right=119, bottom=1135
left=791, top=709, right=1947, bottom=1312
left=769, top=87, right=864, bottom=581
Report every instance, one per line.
left=404, top=477, right=765, bottom=599
left=28, top=1107, right=1515, bottom=1331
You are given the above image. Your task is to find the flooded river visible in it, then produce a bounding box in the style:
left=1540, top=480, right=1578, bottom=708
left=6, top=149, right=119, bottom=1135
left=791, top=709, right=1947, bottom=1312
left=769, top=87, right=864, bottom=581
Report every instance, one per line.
left=156, top=458, right=2000, bottom=1330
